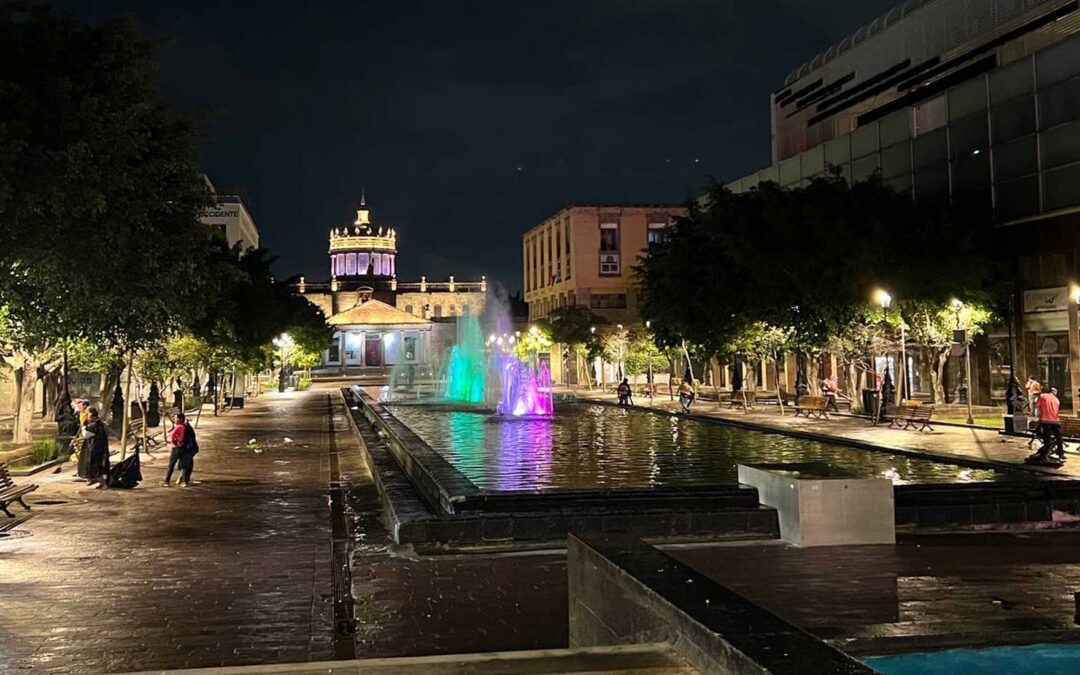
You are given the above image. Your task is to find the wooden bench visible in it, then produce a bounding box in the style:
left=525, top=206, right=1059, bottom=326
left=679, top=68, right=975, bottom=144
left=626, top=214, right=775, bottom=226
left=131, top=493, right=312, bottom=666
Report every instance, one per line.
left=728, top=390, right=757, bottom=412
left=793, top=395, right=830, bottom=419
left=0, top=462, right=38, bottom=518
left=888, top=401, right=935, bottom=432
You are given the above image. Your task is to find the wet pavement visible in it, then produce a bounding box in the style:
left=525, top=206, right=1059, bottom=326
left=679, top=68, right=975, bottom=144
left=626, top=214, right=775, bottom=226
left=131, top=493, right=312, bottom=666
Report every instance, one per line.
left=570, top=389, right=1080, bottom=478
left=669, top=532, right=1080, bottom=653
left=0, top=388, right=569, bottom=674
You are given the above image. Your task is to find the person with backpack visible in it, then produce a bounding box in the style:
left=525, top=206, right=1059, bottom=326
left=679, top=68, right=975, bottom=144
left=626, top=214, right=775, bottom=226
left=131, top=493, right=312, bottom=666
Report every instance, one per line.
left=162, top=411, right=198, bottom=487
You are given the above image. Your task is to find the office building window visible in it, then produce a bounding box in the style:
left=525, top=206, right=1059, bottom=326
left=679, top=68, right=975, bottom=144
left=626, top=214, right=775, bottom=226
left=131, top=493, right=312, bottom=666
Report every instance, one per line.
left=590, top=293, right=627, bottom=309
left=647, top=223, right=666, bottom=247
left=1039, top=77, right=1080, bottom=129
left=991, top=96, right=1035, bottom=144
left=993, top=135, right=1038, bottom=181
left=913, top=95, right=947, bottom=137
left=599, top=222, right=618, bottom=251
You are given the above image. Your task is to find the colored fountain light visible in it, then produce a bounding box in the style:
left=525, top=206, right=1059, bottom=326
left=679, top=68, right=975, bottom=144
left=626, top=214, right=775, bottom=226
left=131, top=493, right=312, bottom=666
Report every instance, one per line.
left=441, top=307, right=554, bottom=417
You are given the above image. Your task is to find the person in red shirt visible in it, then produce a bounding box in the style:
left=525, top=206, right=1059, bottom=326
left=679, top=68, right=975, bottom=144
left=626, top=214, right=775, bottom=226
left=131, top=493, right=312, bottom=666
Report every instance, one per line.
left=162, top=412, right=196, bottom=487
left=1031, top=388, right=1064, bottom=465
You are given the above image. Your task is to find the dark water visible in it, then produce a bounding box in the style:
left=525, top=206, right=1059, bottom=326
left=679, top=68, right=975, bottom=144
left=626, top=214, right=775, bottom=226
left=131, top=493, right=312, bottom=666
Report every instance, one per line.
left=383, top=403, right=1015, bottom=491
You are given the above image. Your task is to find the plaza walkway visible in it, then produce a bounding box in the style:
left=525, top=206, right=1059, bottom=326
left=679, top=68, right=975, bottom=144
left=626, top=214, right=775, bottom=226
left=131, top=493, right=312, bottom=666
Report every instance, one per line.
left=568, top=388, right=1080, bottom=478
left=0, top=387, right=570, bottom=674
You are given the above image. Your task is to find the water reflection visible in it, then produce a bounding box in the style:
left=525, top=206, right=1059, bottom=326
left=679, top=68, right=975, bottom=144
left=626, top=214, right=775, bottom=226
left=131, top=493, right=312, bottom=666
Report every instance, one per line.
left=385, top=403, right=1012, bottom=491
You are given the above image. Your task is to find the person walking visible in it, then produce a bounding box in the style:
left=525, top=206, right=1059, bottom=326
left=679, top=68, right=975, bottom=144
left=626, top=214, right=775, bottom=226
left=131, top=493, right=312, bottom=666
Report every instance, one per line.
left=163, top=412, right=197, bottom=487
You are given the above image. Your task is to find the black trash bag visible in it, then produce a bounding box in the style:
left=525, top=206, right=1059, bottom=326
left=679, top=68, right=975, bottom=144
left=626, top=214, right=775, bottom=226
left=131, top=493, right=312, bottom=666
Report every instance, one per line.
left=106, top=450, right=142, bottom=489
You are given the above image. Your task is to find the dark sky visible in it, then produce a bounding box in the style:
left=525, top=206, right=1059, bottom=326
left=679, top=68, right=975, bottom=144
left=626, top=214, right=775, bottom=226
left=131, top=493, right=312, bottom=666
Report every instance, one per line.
left=59, top=0, right=897, bottom=291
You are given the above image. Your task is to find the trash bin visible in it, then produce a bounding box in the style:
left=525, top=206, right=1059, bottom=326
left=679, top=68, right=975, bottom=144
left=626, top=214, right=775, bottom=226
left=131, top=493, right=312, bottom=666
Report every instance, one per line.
left=862, top=388, right=880, bottom=416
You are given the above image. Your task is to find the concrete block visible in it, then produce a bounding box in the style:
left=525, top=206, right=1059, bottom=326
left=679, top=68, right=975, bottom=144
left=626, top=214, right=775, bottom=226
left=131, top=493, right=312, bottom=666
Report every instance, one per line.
left=738, top=464, right=895, bottom=546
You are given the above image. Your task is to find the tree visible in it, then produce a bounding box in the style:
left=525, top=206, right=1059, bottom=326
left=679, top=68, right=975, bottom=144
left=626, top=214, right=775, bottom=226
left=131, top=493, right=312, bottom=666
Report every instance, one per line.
left=536, top=305, right=607, bottom=387
left=903, top=299, right=993, bottom=403
left=0, top=6, right=218, bottom=441
left=636, top=173, right=1002, bottom=404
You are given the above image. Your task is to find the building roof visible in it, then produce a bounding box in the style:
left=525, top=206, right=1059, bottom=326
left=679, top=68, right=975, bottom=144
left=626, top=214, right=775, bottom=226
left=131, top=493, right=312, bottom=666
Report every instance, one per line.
left=327, top=299, right=428, bottom=326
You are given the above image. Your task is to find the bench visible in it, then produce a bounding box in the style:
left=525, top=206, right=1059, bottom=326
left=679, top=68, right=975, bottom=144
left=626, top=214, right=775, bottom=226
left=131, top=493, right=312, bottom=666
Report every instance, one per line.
left=888, top=401, right=935, bottom=432
left=728, top=390, right=757, bottom=412
left=792, top=395, right=830, bottom=419
left=0, top=462, right=38, bottom=518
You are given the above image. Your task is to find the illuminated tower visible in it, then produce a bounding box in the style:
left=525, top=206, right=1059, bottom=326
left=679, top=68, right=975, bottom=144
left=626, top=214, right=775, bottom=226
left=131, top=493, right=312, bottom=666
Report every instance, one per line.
left=328, top=194, right=397, bottom=280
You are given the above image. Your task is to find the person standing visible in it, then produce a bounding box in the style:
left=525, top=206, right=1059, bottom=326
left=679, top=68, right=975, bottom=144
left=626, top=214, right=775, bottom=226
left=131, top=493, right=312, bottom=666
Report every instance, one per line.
left=81, top=408, right=111, bottom=488
left=1033, top=387, right=1063, bottom=464
left=1026, top=376, right=1042, bottom=416
left=163, top=412, right=197, bottom=487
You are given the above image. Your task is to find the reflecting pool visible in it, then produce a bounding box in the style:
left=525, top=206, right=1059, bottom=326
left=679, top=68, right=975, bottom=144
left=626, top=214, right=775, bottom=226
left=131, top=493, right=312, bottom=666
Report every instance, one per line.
left=864, top=643, right=1080, bottom=674
left=384, top=402, right=1016, bottom=492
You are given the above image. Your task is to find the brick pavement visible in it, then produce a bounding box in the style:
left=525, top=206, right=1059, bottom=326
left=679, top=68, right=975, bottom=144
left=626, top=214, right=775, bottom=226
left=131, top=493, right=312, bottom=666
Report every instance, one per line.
left=0, top=391, right=338, bottom=674
left=0, top=388, right=570, bottom=674
left=569, top=389, right=1080, bottom=477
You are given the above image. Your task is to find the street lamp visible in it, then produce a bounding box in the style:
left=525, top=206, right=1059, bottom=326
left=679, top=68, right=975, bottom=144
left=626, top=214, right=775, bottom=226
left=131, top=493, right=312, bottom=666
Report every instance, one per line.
left=272, top=333, right=293, bottom=392
left=873, top=288, right=898, bottom=423
left=952, top=299, right=975, bottom=425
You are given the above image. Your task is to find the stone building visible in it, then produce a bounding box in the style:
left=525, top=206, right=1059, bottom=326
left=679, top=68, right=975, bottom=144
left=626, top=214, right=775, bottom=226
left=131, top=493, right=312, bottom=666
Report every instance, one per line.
left=297, top=197, right=487, bottom=373
left=522, top=203, right=687, bottom=323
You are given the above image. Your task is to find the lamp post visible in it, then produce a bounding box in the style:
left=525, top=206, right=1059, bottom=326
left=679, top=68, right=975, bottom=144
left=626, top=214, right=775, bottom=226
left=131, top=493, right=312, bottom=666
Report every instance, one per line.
left=952, top=299, right=975, bottom=425
left=273, top=333, right=293, bottom=393
left=873, top=289, right=896, bottom=423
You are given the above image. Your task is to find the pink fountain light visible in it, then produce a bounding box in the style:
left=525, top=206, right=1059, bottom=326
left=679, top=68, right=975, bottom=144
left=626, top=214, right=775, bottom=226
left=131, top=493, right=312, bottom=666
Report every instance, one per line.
left=495, top=354, right=554, bottom=417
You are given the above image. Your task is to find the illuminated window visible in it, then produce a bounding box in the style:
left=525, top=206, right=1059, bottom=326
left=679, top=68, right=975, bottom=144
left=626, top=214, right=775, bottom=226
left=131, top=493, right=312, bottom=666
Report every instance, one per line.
left=346, top=253, right=357, bottom=275
left=358, top=253, right=369, bottom=274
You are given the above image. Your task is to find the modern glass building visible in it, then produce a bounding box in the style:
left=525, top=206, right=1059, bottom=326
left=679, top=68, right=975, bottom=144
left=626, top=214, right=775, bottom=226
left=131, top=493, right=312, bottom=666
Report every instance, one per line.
left=727, top=0, right=1080, bottom=408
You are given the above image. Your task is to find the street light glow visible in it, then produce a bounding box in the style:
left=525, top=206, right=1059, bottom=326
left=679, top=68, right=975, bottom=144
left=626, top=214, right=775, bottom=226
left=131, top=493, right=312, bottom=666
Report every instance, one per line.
left=872, top=288, right=891, bottom=309
left=951, top=298, right=964, bottom=310
left=1071, top=284, right=1080, bottom=304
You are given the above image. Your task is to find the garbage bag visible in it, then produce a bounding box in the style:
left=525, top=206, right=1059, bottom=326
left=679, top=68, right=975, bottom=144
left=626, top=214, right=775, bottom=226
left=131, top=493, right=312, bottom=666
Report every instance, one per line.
left=106, top=450, right=142, bottom=489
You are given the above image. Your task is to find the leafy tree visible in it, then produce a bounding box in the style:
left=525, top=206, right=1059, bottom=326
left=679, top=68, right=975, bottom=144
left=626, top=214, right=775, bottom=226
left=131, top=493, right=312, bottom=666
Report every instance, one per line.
left=637, top=173, right=1002, bottom=404
left=623, top=325, right=667, bottom=379
left=536, top=305, right=607, bottom=387
left=0, top=6, right=218, bottom=441
left=903, top=299, right=993, bottom=403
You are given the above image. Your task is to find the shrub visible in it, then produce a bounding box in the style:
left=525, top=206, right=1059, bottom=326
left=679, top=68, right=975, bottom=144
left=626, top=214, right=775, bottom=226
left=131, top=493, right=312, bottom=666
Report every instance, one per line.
left=30, top=439, right=59, bottom=465
left=297, top=376, right=312, bottom=391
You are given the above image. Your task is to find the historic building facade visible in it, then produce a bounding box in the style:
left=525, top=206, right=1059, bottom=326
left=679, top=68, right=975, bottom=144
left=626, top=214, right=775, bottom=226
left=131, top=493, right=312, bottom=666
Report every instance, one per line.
left=298, top=197, right=487, bottom=372
left=522, top=203, right=686, bottom=323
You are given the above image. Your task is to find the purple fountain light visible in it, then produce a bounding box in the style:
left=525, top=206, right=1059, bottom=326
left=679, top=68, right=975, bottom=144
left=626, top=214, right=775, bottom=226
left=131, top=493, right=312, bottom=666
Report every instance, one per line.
left=493, top=351, right=554, bottom=417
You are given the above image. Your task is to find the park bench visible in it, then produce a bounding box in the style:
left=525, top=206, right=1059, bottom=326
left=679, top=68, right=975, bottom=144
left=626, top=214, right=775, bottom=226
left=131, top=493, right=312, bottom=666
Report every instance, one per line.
left=728, top=390, right=757, bottom=412
left=792, top=395, right=830, bottom=419
left=888, top=401, right=935, bottom=432
left=0, top=462, right=38, bottom=518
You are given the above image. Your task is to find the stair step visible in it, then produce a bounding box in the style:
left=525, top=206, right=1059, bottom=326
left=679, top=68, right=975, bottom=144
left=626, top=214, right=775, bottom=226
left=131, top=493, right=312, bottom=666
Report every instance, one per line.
left=121, top=643, right=697, bottom=675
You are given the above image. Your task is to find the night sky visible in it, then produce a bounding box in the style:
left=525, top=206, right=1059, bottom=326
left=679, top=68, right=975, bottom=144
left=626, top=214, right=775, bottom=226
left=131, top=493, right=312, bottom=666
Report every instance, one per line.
left=58, top=0, right=898, bottom=291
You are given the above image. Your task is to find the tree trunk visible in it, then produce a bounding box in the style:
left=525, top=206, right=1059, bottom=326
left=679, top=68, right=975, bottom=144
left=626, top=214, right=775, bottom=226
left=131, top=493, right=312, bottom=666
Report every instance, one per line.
left=932, top=348, right=949, bottom=404
left=13, top=363, right=37, bottom=444
left=120, top=357, right=133, bottom=460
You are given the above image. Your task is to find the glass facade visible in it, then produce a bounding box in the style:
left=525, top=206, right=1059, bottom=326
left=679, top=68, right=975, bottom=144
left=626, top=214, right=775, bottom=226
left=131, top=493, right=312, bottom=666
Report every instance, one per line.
left=730, top=30, right=1080, bottom=226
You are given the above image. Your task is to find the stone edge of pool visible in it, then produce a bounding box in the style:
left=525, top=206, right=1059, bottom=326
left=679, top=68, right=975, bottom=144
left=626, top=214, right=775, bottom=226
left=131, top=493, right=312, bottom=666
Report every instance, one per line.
left=340, top=386, right=780, bottom=547
left=340, top=387, right=1080, bottom=546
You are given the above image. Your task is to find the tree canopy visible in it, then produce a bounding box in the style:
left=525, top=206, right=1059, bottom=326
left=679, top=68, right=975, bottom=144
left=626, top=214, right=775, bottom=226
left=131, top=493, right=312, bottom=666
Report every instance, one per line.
left=637, top=174, right=1002, bottom=360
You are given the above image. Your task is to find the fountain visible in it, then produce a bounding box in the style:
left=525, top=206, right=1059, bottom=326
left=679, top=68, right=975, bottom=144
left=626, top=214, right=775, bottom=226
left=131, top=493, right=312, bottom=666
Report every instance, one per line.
left=438, top=307, right=554, bottom=418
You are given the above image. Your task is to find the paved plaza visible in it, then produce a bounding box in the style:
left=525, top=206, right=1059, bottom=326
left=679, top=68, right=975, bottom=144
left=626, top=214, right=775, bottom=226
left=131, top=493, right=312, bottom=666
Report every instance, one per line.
left=0, top=388, right=568, bottom=674
left=7, top=386, right=1080, bottom=673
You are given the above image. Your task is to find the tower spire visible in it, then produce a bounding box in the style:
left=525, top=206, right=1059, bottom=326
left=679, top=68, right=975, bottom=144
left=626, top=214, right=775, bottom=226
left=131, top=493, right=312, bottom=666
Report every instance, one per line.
left=360, top=186, right=366, bottom=207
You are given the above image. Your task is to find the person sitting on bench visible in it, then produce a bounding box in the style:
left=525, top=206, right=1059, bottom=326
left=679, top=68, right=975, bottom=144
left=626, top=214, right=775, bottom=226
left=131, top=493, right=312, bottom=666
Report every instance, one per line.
left=678, top=379, right=695, bottom=414
left=820, top=375, right=840, bottom=412
left=1028, top=387, right=1065, bottom=465
left=616, top=378, right=633, bottom=407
